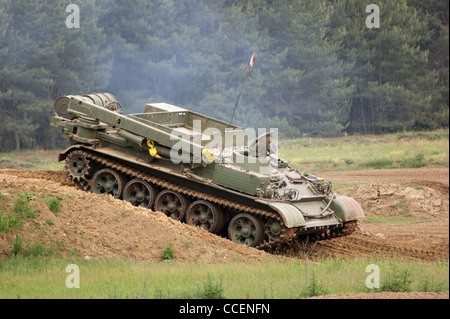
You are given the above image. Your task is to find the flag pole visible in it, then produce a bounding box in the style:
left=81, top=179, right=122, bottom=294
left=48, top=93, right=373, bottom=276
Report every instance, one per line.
left=228, top=53, right=255, bottom=127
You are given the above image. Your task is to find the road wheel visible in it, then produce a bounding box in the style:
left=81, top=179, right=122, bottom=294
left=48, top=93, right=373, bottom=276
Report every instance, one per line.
left=228, top=213, right=264, bottom=247
left=154, top=189, right=188, bottom=221
left=264, top=218, right=282, bottom=243
left=123, top=179, right=156, bottom=209
left=185, top=200, right=224, bottom=234
left=91, top=168, right=126, bottom=199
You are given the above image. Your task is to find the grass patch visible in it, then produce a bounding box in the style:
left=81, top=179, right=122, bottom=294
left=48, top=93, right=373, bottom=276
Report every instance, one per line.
left=0, top=256, right=447, bottom=298
left=365, top=216, right=428, bottom=224
left=0, top=150, right=63, bottom=170
left=44, top=195, right=63, bottom=214
left=0, top=193, right=37, bottom=232
left=279, top=129, right=449, bottom=171
left=0, top=185, right=6, bottom=200
left=8, top=234, right=59, bottom=258
left=364, top=158, right=395, bottom=169
left=10, top=239, right=56, bottom=258
left=330, top=182, right=359, bottom=190
left=406, top=184, right=424, bottom=190
left=0, top=213, right=22, bottom=232
left=13, top=193, right=37, bottom=219
left=401, top=153, right=427, bottom=168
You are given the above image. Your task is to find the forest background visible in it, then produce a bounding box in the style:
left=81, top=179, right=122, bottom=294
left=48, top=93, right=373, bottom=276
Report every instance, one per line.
left=0, top=0, right=448, bottom=151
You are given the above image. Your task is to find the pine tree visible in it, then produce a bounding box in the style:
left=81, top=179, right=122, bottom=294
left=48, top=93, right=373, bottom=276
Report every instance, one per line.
left=327, top=0, right=442, bottom=133
left=0, top=0, right=109, bottom=151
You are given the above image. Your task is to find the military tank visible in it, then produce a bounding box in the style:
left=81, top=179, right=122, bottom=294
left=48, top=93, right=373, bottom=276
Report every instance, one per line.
left=50, top=92, right=364, bottom=249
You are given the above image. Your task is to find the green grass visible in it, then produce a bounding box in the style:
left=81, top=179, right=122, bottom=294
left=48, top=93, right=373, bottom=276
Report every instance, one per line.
left=0, top=256, right=447, bottom=298
left=43, top=195, right=63, bottom=214
left=0, top=193, right=37, bottom=232
left=10, top=239, right=57, bottom=258
left=279, top=129, right=449, bottom=171
left=365, top=216, right=428, bottom=224
left=160, top=239, right=175, bottom=261
left=0, top=150, right=63, bottom=170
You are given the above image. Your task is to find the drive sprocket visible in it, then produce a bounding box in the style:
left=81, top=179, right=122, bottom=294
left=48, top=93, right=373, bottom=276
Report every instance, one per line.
left=65, top=150, right=91, bottom=181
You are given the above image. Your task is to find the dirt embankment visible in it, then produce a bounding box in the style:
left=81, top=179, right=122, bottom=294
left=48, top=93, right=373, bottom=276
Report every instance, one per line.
left=0, top=169, right=274, bottom=263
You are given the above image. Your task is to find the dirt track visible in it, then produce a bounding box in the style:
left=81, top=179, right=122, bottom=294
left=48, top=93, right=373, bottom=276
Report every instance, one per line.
left=316, top=168, right=449, bottom=262
left=322, top=167, right=449, bottom=192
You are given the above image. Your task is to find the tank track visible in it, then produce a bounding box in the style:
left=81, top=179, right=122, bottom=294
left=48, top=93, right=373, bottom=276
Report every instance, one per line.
left=67, top=149, right=358, bottom=250
left=67, top=150, right=297, bottom=249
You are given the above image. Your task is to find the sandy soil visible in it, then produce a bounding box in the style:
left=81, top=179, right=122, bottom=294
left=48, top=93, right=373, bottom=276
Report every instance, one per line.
left=0, top=169, right=273, bottom=263
left=315, top=168, right=449, bottom=262
left=0, top=166, right=448, bottom=299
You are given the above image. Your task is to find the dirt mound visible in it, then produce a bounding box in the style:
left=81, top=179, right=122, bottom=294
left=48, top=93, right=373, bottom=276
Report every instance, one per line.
left=1, top=169, right=75, bottom=186
left=340, top=183, right=448, bottom=219
left=288, top=180, right=449, bottom=262
left=0, top=170, right=275, bottom=263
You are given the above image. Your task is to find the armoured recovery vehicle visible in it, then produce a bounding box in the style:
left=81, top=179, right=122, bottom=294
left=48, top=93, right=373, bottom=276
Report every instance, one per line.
left=50, top=92, right=364, bottom=249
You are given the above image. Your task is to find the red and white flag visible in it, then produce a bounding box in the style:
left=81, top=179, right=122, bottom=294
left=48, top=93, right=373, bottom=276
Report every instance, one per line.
left=248, top=53, right=255, bottom=70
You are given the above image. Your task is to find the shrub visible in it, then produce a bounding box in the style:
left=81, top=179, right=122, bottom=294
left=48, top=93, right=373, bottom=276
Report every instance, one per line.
left=0, top=213, right=22, bottom=232
left=44, top=195, right=63, bottom=214
left=160, top=239, right=175, bottom=260
left=22, top=243, right=55, bottom=258
left=401, top=153, right=427, bottom=168
left=299, top=272, right=328, bottom=298
left=380, top=268, right=412, bottom=292
left=11, top=235, right=23, bottom=256
left=418, top=277, right=448, bottom=293
left=364, top=158, right=394, bottom=169
left=197, top=273, right=225, bottom=299
left=13, top=193, right=36, bottom=219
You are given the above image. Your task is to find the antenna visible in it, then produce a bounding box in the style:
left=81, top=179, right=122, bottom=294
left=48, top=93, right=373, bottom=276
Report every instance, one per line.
left=228, top=53, right=255, bottom=127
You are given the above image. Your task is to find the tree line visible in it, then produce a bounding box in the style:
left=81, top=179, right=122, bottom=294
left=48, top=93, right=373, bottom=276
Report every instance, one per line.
left=0, top=0, right=448, bottom=151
